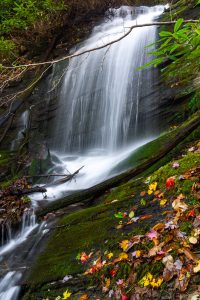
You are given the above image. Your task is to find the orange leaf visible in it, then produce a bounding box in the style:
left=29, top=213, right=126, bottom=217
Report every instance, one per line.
left=140, top=215, right=153, bottom=220
left=79, top=295, right=88, bottom=300
left=140, top=191, right=146, bottom=197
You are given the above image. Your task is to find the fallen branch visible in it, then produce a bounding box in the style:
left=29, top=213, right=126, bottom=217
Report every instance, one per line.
left=9, top=186, right=47, bottom=196
left=44, top=166, right=84, bottom=187
left=36, top=113, right=200, bottom=218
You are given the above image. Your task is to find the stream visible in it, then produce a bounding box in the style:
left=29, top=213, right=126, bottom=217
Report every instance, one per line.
left=0, top=5, right=166, bottom=299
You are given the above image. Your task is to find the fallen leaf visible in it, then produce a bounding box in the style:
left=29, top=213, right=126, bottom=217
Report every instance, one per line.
left=130, top=235, right=144, bottom=244
left=160, top=199, right=168, bottom=206
left=119, top=240, right=129, bottom=251
left=116, top=279, right=124, bottom=285
left=189, top=237, right=198, bottom=244
left=129, top=211, right=135, bottom=218
left=178, top=248, right=199, bottom=262
left=166, top=177, right=175, bottom=189
left=153, top=223, right=165, bottom=231
left=114, top=212, right=124, bottom=219
left=122, top=295, right=129, bottom=300
left=140, top=198, right=146, bottom=206
left=140, top=191, right=146, bottom=197
left=63, top=289, right=72, bottom=300
left=117, top=252, right=129, bottom=261
left=172, top=162, right=180, bottom=169
left=162, top=255, right=174, bottom=271
left=147, top=229, right=158, bottom=240
left=107, top=252, right=114, bottom=259
left=174, top=259, right=183, bottom=270
left=172, top=196, right=188, bottom=212
left=193, top=261, right=200, bottom=273
left=186, top=209, right=196, bottom=218
left=79, top=295, right=88, bottom=300
left=132, top=250, right=142, bottom=258
left=140, top=215, right=153, bottom=220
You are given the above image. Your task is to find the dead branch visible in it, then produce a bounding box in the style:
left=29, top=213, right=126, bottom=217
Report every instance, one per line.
left=1, top=20, right=198, bottom=70
left=44, top=166, right=84, bottom=187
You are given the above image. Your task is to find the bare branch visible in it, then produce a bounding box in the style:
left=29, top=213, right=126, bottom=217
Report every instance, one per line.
left=1, top=20, right=198, bottom=70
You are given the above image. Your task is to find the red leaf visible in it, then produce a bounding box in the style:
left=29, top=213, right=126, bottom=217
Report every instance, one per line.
left=166, top=177, right=175, bottom=189
left=186, top=209, right=196, bottom=218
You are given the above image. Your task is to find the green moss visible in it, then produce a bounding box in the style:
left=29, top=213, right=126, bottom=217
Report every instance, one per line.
left=103, top=178, right=145, bottom=204
left=138, top=126, right=200, bottom=178
left=0, top=150, right=14, bottom=166
left=150, top=153, right=200, bottom=185
left=111, top=114, right=200, bottom=175
left=28, top=197, right=142, bottom=287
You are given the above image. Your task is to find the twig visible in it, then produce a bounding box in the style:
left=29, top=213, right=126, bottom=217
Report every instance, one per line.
left=1, top=20, right=199, bottom=70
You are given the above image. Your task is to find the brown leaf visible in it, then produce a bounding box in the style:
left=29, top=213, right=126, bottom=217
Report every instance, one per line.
left=178, top=248, right=199, bottom=262
left=153, top=223, right=165, bottom=232
left=130, top=235, right=144, bottom=245
left=163, top=267, right=175, bottom=282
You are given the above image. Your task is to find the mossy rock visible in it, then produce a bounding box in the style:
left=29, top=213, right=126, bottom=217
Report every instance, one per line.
left=23, top=145, right=200, bottom=299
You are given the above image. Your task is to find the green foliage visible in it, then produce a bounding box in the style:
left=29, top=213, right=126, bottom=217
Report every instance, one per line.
left=0, top=0, right=66, bottom=33
left=140, top=5, right=200, bottom=90
left=0, top=37, right=16, bottom=59
left=0, top=0, right=66, bottom=57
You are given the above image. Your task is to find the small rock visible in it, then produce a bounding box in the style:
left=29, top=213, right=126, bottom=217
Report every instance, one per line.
left=62, top=275, right=73, bottom=282
left=178, top=175, right=185, bottom=181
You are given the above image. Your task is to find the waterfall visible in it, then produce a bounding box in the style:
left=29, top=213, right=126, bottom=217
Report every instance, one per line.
left=32, top=5, right=165, bottom=201
left=11, top=110, right=29, bottom=151
left=51, top=6, right=164, bottom=153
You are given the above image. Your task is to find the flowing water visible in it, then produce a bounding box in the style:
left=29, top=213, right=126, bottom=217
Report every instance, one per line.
left=0, top=211, right=46, bottom=300
left=32, top=5, right=165, bottom=201
left=1, top=5, right=166, bottom=298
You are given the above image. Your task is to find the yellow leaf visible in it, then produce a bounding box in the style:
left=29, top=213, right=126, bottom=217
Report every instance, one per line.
left=105, top=278, right=111, bottom=288
left=107, top=252, right=114, bottom=259
left=148, top=189, right=153, bottom=195
left=63, top=290, right=72, bottom=300
left=118, top=252, right=128, bottom=260
left=119, top=240, right=129, bottom=251
left=160, top=199, right=168, bottom=206
left=150, top=277, right=163, bottom=288
left=149, top=182, right=158, bottom=192
left=136, top=250, right=141, bottom=257
left=129, top=211, right=135, bottom=218
left=193, top=261, right=200, bottom=273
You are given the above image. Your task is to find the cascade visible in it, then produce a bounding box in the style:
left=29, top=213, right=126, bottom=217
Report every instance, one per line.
left=0, top=6, right=165, bottom=299
left=0, top=210, right=38, bottom=300
left=35, top=5, right=165, bottom=200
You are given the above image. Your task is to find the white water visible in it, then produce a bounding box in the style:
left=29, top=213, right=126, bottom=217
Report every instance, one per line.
left=11, top=111, right=29, bottom=151
left=0, top=211, right=38, bottom=299
left=31, top=5, right=165, bottom=202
